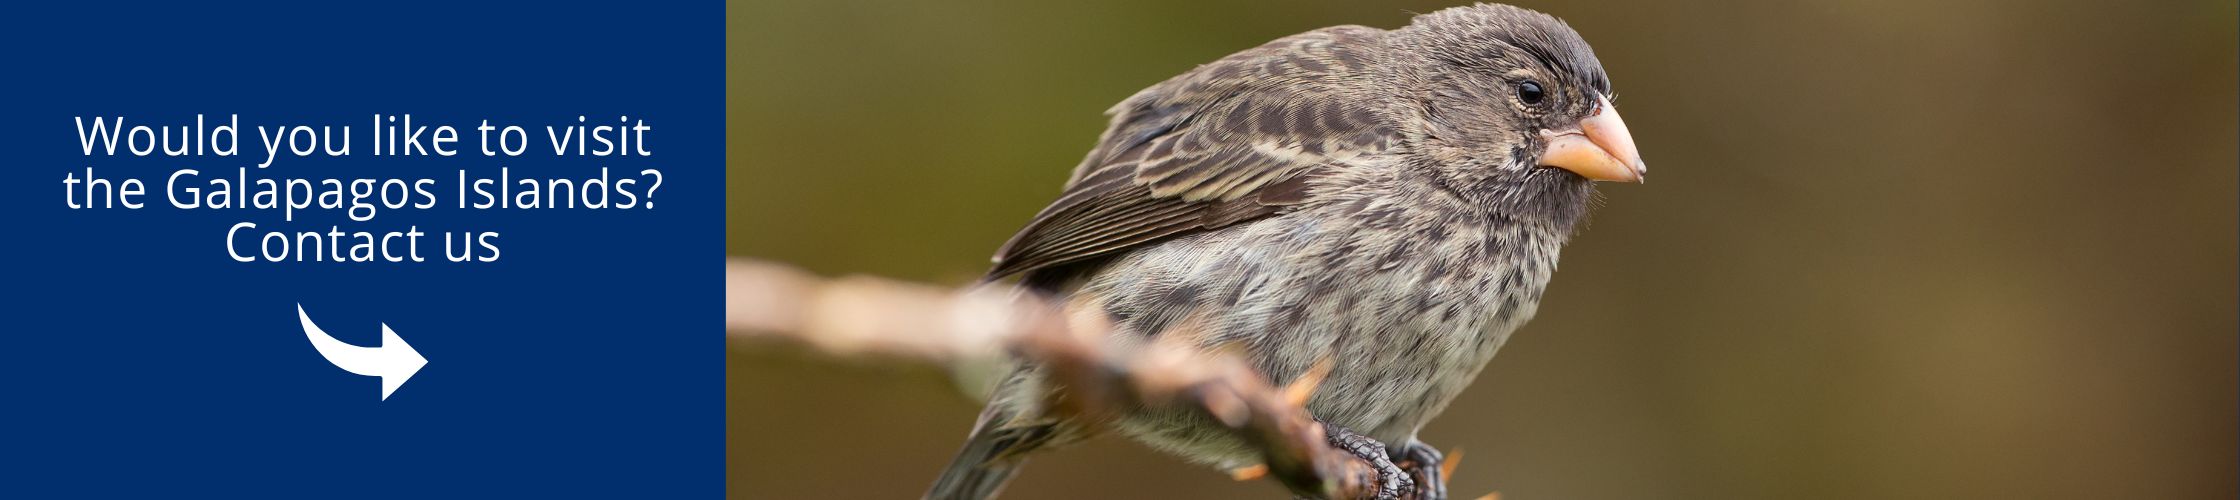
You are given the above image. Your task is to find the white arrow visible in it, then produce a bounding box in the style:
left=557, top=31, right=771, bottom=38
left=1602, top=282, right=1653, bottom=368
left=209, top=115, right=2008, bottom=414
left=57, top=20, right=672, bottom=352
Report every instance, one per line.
left=297, top=304, right=428, bottom=401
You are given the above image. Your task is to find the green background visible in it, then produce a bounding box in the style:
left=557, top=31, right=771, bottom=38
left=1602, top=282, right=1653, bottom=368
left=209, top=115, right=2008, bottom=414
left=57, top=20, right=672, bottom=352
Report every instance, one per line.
left=728, top=1, right=2237, bottom=498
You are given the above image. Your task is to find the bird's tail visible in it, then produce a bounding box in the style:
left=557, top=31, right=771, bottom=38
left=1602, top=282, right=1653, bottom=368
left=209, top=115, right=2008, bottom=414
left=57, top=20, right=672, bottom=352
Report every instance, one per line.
left=924, top=404, right=1056, bottom=500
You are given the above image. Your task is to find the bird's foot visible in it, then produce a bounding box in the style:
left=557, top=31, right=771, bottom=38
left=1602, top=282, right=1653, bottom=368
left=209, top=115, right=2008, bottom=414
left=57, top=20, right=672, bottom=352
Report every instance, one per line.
left=1393, top=441, right=1449, bottom=500
left=1309, top=418, right=1415, bottom=500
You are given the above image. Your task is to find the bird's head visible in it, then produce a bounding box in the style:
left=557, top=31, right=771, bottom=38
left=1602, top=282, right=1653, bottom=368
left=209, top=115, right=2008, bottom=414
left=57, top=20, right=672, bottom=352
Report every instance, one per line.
left=1384, top=4, right=1645, bottom=223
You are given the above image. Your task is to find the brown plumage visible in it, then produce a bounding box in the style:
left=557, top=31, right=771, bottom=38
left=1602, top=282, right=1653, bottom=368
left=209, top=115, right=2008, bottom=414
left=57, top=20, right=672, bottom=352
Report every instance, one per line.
left=987, top=25, right=1396, bottom=280
left=935, top=4, right=1647, bottom=499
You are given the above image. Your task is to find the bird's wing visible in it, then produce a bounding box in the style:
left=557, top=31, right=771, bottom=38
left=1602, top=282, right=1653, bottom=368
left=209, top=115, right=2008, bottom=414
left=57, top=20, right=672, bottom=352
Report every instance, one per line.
left=987, top=26, right=1399, bottom=280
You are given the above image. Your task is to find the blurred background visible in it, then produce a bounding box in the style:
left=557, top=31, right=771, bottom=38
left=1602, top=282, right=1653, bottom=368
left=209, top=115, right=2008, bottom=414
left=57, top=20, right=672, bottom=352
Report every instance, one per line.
left=727, top=0, right=2236, bottom=498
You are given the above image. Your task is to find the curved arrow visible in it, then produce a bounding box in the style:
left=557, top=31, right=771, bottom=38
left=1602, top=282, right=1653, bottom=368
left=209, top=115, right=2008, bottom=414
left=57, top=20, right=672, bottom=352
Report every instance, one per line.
left=298, top=304, right=428, bottom=400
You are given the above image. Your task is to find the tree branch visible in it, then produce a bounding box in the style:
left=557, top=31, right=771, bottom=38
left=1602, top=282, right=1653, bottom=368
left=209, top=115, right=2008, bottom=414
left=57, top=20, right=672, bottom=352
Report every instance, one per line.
left=723, top=258, right=1408, bottom=499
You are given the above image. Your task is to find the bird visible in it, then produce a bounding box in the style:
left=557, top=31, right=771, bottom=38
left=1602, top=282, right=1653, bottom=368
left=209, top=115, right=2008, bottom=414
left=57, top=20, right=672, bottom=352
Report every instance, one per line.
left=928, top=4, right=1645, bottom=499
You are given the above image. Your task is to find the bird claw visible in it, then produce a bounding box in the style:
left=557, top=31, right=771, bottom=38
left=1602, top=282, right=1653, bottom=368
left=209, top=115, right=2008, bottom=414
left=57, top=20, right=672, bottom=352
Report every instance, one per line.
left=1305, top=419, right=1415, bottom=500
left=1393, top=441, right=1450, bottom=500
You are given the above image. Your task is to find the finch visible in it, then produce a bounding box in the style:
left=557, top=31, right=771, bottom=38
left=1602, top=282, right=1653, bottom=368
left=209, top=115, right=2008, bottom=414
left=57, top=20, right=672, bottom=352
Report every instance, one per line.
left=929, top=4, right=1646, bottom=499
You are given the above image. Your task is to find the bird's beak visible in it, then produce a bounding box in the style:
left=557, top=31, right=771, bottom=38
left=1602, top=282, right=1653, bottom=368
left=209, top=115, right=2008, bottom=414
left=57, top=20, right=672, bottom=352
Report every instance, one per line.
left=1537, top=94, right=1646, bottom=183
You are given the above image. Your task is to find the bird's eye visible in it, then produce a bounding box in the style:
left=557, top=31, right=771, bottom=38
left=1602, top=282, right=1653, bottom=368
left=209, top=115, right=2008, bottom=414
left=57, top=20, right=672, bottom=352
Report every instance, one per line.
left=1517, top=81, right=1546, bottom=106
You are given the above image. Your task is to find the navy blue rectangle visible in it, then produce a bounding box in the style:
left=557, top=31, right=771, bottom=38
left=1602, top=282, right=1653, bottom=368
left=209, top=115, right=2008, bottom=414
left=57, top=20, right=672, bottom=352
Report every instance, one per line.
left=1, top=3, right=722, bottom=496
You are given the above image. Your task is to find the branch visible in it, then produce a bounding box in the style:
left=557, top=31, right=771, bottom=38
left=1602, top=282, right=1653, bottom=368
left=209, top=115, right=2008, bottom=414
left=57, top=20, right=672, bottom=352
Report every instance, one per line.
left=724, top=258, right=1395, bottom=499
